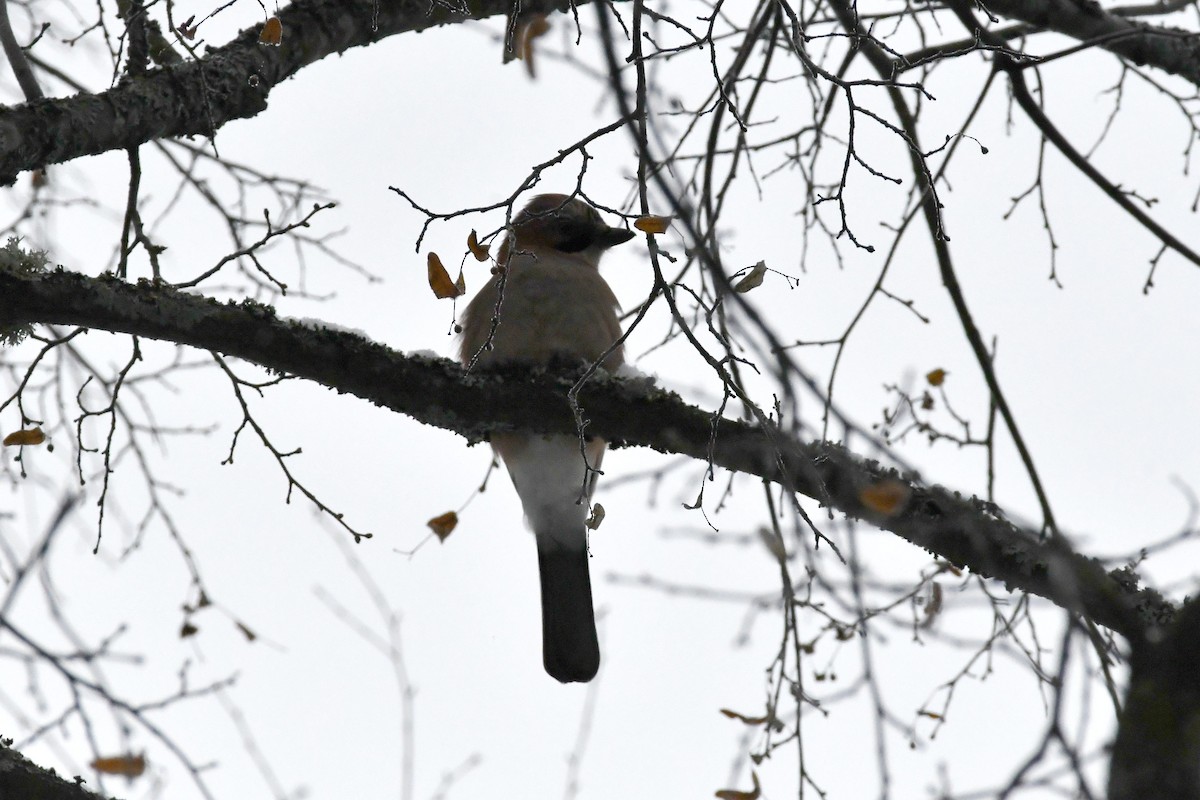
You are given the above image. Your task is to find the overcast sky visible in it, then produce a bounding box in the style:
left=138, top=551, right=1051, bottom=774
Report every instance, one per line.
left=3, top=2, right=1200, bottom=799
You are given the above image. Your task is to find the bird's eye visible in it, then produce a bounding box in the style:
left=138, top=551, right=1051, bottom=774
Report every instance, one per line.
left=554, top=219, right=596, bottom=252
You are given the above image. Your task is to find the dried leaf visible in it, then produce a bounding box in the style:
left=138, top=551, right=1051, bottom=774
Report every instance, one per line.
left=757, top=525, right=786, bottom=561
left=180, top=621, right=198, bottom=638
left=734, top=261, right=767, bottom=293
left=235, top=620, right=257, bottom=642
left=585, top=503, right=605, bottom=531
left=926, top=368, right=947, bottom=387
left=715, top=771, right=760, bottom=800
left=719, top=708, right=768, bottom=726
left=467, top=230, right=490, bottom=261
left=428, top=511, right=458, bottom=541
left=90, top=753, right=146, bottom=778
left=177, top=15, right=197, bottom=39
left=259, top=16, right=282, bottom=46
left=633, top=215, right=671, bottom=234
left=521, top=14, right=550, bottom=78
left=919, top=581, right=944, bottom=629
left=524, top=15, right=550, bottom=41
left=427, top=253, right=463, bottom=299
left=859, top=480, right=911, bottom=517
left=3, top=427, right=45, bottom=447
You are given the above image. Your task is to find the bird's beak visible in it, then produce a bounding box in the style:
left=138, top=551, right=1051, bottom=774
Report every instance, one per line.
left=595, top=225, right=635, bottom=248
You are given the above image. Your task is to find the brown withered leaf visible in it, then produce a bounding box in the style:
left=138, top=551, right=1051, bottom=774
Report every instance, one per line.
left=633, top=215, right=671, bottom=234
left=428, top=511, right=458, bottom=541
left=3, top=427, right=45, bottom=447
left=180, top=621, right=198, bottom=638
left=585, top=503, right=605, bottom=531
left=719, top=708, right=769, bottom=726
left=940, top=561, right=963, bottom=577
left=859, top=479, right=911, bottom=517
left=919, top=581, right=944, bottom=629
left=235, top=620, right=257, bottom=642
left=259, top=16, right=282, bottom=46
left=734, top=261, right=767, bottom=293
left=715, top=771, right=760, bottom=800
left=926, top=368, right=947, bottom=386
left=521, top=14, right=550, bottom=78
left=427, top=253, right=463, bottom=299
left=90, top=753, right=146, bottom=778
left=467, top=230, right=490, bottom=261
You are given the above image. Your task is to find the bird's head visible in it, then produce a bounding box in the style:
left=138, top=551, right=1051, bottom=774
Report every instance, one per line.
left=504, top=194, right=635, bottom=268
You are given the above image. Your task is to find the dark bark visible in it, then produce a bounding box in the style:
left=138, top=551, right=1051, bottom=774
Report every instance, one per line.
left=0, top=0, right=585, bottom=184
left=1109, top=598, right=1200, bottom=799
left=0, top=740, right=116, bottom=800
left=0, top=266, right=1176, bottom=646
left=978, top=0, right=1200, bottom=85
left=2, top=0, right=1199, bottom=184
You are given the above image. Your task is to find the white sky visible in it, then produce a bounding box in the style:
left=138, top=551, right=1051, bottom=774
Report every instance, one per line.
left=3, top=2, right=1200, bottom=799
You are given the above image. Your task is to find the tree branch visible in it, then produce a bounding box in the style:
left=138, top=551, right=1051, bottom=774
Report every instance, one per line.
left=0, top=738, right=114, bottom=800
left=1109, top=597, right=1200, bottom=799
left=950, top=0, right=1200, bottom=273
left=962, top=0, right=1200, bottom=85
left=0, top=0, right=591, bottom=184
left=2, top=0, right=1197, bottom=185
left=0, top=265, right=1177, bottom=643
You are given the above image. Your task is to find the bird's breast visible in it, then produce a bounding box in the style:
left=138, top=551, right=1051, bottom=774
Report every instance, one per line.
left=470, top=256, right=623, bottom=369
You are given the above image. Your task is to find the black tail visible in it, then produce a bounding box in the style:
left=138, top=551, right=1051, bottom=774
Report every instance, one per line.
left=536, top=545, right=600, bottom=683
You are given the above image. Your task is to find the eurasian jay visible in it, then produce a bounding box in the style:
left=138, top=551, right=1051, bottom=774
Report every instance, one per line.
left=458, top=194, right=634, bottom=683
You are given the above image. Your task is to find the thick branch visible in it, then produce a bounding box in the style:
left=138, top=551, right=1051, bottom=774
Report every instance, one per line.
left=0, top=0, right=585, bottom=184
left=2, top=0, right=1198, bottom=185
left=0, top=267, right=1178, bottom=642
left=1109, top=598, right=1200, bottom=799
left=977, top=0, right=1200, bottom=84
left=0, top=740, right=114, bottom=800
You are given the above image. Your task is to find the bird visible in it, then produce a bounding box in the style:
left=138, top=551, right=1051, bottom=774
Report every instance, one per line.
left=458, top=194, right=634, bottom=683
